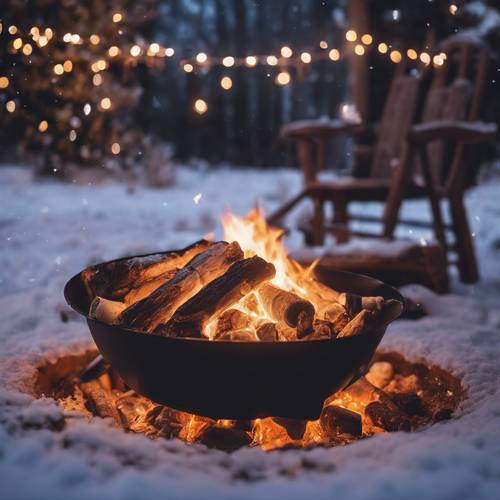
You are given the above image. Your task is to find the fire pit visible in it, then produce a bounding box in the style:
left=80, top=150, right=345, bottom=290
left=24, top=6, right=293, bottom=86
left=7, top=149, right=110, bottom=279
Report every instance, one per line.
left=65, top=210, right=403, bottom=420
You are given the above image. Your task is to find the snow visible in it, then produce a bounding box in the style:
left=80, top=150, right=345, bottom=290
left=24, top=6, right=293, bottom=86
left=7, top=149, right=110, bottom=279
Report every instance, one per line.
left=1, top=164, right=500, bottom=499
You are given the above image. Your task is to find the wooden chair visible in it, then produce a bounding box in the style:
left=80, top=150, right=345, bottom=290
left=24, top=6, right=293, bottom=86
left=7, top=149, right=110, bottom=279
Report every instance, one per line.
left=269, top=34, right=497, bottom=283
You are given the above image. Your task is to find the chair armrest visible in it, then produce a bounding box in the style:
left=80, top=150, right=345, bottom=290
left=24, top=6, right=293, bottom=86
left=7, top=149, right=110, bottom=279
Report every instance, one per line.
left=408, top=121, right=497, bottom=145
left=281, top=119, right=364, bottom=140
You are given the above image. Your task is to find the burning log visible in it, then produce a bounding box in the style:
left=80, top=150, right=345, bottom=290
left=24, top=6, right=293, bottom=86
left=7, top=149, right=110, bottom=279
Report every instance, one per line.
left=80, top=379, right=122, bottom=427
left=123, top=269, right=178, bottom=305
left=214, top=309, right=252, bottom=339
left=272, top=417, right=307, bottom=440
left=159, top=256, right=276, bottom=338
left=198, top=424, right=251, bottom=452
left=255, top=322, right=278, bottom=341
left=320, top=405, right=362, bottom=436
left=259, top=283, right=315, bottom=338
left=311, top=319, right=338, bottom=339
left=276, top=321, right=297, bottom=341
left=89, top=297, right=127, bottom=324
left=365, top=401, right=411, bottom=432
left=215, top=329, right=258, bottom=342
left=337, top=309, right=375, bottom=338
left=115, top=241, right=244, bottom=332
left=82, top=239, right=212, bottom=300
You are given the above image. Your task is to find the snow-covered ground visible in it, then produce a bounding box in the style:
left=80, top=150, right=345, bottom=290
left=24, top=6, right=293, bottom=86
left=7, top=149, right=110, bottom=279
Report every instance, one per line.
left=1, top=165, right=500, bottom=500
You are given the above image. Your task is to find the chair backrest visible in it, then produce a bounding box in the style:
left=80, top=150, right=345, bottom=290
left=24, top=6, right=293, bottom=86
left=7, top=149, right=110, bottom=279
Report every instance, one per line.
left=369, top=67, right=421, bottom=179
left=417, top=34, right=490, bottom=188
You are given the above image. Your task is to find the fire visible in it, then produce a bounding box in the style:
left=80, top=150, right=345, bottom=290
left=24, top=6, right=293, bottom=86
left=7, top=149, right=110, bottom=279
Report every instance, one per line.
left=202, top=209, right=331, bottom=340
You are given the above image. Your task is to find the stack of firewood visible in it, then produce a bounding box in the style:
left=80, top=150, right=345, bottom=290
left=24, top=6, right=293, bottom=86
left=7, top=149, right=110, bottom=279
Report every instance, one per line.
left=83, top=240, right=398, bottom=341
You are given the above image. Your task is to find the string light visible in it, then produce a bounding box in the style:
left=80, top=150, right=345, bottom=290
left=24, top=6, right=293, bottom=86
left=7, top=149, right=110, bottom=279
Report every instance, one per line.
left=6, top=100, right=16, bottom=113
left=300, top=52, right=312, bottom=64
left=196, top=52, right=208, bottom=64
left=449, top=4, right=458, bottom=15
left=112, top=12, right=123, bottom=23
left=71, top=34, right=81, bottom=44
left=45, top=28, right=53, bottom=39
left=100, top=97, right=112, bottom=110
left=69, top=129, right=77, bottom=141
left=275, top=71, right=291, bottom=85
left=90, top=34, right=100, bottom=45
left=220, top=76, right=233, bottom=90
left=38, top=36, right=48, bottom=47
left=222, top=56, right=235, bottom=67
left=148, top=43, right=160, bottom=55
left=38, top=120, right=48, bottom=133
left=13, top=38, right=23, bottom=50
left=281, top=46, right=293, bottom=58
left=329, top=49, right=340, bottom=61
left=319, top=41, right=328, bottom=49
left=130, top=45, right=141, bottom=56
left=93, top=74, right=103, bottom=86
left=0, top=77, right=9, bottom=89
left=354, top=44, right=365, bottom=56
left=420, top=52, right=431, bottom=65
left=361, top=34, right=373, bottom=45
left=83, top=103, right=91, bottom=115
left=390, top=50, right=402, bottom=63
left=245, top=56, right=257, bottom=67
left=378, top=43, right=388, bottom=54
left=433, top=54, right=445, bottom=67
left=194, top=98, right=208, bottom=115
left=183, top=63, right=194, bottom=73
left=63, top=33, right=72, bottom=43
left=8, top=26, right=18, bottom=35
left=53, top=64, right=64, bottom=75
left=30, top=27, right=39, bottom=37
left=108, top=46, right=120, bottom=57
left=111, top=142, right=121, bottom=154
left=63, top=60, right=73, bottom=72
left=266, top=55, right=278, bottom=66
left=345, top=30, right=357, bottom=42
left=22, top=44, right=33, bottom=56
left=407, top=49, right=418, bottom=60
left=96, top=59, right=107, bottom=71
left=165, top=47, right=175, bottom=57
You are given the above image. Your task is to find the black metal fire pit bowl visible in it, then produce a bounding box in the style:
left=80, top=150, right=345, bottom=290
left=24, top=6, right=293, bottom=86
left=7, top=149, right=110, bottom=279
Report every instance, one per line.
left=64, top=249, right=403, bottom=420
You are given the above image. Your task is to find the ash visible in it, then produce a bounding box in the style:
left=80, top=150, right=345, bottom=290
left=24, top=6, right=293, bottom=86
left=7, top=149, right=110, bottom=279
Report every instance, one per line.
left=1, top=165, right=500, bottom=499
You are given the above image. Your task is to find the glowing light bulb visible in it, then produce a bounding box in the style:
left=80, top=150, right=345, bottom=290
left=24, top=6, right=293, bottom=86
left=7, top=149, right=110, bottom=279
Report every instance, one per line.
left=378, top=43, right=388, bottom=54
left=149, top=43, right=160, bottom=55
left=96, top=59, right=106, bottom=71
left=45, top=28, right=53, bottom=39
left=320, top=40, right=328, bottom=49
left=63, top=60, right=73, bottom=72
left=83, top=103, right=91, bottom=115
left=111, top=142, right=121, bottom=154
left=354, top=44, right=365, bottom=56
left=329, top=49, right=340, bottom=61
left=300, top=52, right=311, bottom=64
left=108, top=46, right=119, bottom=57
left=390, top=50, right=402, bottom=63
left=13, top=38, right=23, bottom=50
left=38, top=36, right=48, bottom=47
left=345, top=30, right=357, bottom=42
left=71, top=34, right=80, bottom=44
left=194, top=98, right=208, bottom=115
left=113, top=12, right=123, bottom=23
left=165, top=47, right=175, bottom=57
left=433, top=54, right=444, bottom=67
left=196, top=52, right=207, bottom=64
left=93, top=74, right=103, bottom=86
left=0, top=76, right=9, bottom=88
left=407, top=49, right=418, bottom=60
left=361, top=34, right=373, bottom=45
left=69, top=129, right=77, bottom=141
left=53, top=64, right=64, bottom=75
left=6, top=100, right=15, bottom=112
left=220, top=76, right=233, bottom=90
left=22, top=44, right=33, bottom=55
left=449, top=4, right=458, bottom=15
left=281, top=46, right=293, bottom=58
left=30, top=27, right=39, bottom=36
left=90, top=34, right=100, bottom=45
left=275, top=71, right=291, bottom=85
left=267, top=55, right=278, bottom=66
left=183, top=63, right=194, bottom=73
left=245, top=56, right=257, bottom=67
left=420, top=52, right=431, bottom=65
left=222, top=56, right=235, bottom=67
left=38, top=120, right=48, bottom=133
left=63, top=33, right=72, bottom=43
left=100, top=97, right=111, bottom=110
left=130, top=45, right=141, bottom=57
left=9, top=25, right=18, bottom=35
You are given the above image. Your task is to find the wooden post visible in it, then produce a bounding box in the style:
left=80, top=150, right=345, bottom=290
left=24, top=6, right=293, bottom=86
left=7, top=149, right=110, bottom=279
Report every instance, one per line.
left=347, top=0, right=370, bottom=123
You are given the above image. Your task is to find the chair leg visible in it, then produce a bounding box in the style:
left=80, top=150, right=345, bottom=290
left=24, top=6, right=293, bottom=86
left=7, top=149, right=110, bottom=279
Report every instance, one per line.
left=449, top=196, right=479, bottom=283
left=332, top=197, right=349, bottom=243
left=311, top=198, right=325, bottom=245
